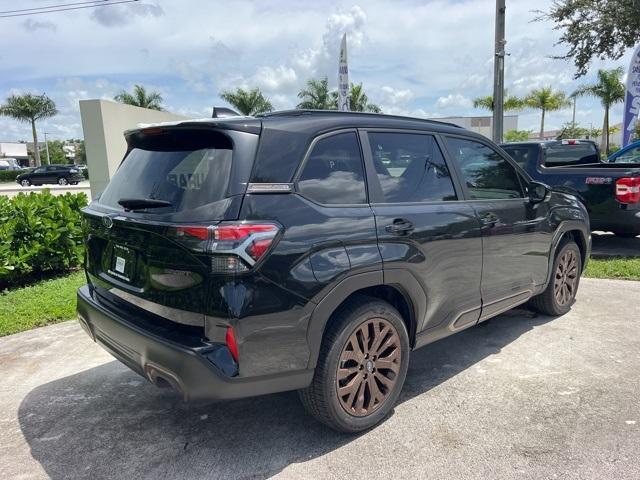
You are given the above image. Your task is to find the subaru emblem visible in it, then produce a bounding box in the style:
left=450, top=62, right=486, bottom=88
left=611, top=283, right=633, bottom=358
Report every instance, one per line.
left=102, top=216, right=113, bottom=229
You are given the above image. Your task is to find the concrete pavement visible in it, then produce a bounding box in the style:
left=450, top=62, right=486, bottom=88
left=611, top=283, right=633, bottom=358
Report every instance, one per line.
left=1, top=278, right=639, bottom=479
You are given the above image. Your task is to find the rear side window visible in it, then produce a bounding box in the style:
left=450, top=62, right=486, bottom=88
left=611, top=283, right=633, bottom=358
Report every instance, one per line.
left=544, top=143, right=599, bottom=166
left=297, top=132, right=366, bottom=205
left=367, top=132, right=457, bottom=203
left=98, top=130, right=233, bottom=213
left=445, top=137, right=524, bottom=200
left=501, top=145, right=539, bottom=170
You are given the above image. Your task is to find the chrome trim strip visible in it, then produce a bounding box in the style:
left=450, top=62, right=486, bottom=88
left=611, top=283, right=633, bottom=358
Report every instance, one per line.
left=247, top=183, right=293, bottom=193
left=109, top=288, right=204, bottom=327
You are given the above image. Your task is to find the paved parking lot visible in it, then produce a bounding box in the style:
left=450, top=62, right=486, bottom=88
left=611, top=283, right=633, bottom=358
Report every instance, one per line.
left=591, top=231, right=640, bottom=258
left=0, top=181, right=91, bottom=198
left=1, top=278, right=639, bottom=480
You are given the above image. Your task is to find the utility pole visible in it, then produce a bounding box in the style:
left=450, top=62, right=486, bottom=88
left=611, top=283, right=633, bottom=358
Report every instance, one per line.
left=571, top=96, right=576, bottom=125
left=492, top=0, right=506, bottom=143
left=43, top=132, right=51, bottom=165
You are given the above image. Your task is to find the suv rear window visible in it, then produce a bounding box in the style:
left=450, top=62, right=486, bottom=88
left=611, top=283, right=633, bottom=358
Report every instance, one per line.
left=98, top=130, right=233, bottom=213
left=544, top=143, right=599, bottom=166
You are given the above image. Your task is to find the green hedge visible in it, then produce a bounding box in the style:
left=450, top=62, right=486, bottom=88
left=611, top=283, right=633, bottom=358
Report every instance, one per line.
left=0, top=170, right=29, bottom=183
left=0, top=191, right=88, bottom=288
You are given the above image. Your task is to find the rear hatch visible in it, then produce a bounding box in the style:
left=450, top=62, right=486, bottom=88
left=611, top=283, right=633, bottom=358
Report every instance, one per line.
left=82, top=123, right=261, bottom=331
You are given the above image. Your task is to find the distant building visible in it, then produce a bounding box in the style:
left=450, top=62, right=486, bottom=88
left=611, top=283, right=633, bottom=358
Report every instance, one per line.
left=429, top=115, right=518, bottom=139
left=0, top=142, right=29, bottom=166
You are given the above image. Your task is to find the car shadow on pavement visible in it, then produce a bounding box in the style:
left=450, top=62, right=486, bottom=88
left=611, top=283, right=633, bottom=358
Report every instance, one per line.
left=591, top=231, right=640, bottom=258
left=18, top=307, right=554, bottom=480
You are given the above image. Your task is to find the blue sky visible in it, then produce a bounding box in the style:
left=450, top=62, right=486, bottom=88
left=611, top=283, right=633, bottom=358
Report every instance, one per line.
left=0, top=0, right=635, bottom=142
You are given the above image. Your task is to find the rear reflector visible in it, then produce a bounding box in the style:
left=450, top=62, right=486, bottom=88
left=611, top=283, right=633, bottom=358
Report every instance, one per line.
left=616, top=177, right=640, bottom=204
left=225, top=327, right=239, bottom=362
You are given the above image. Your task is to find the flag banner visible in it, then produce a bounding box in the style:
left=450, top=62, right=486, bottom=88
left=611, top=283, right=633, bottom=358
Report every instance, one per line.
left=338, top=33, right=350, bottom=111
left=623, top=44, right=640, bottom=146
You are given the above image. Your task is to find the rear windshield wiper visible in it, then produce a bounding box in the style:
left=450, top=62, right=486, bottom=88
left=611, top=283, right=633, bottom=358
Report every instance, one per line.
left=118, top=198, right=172, bottom=211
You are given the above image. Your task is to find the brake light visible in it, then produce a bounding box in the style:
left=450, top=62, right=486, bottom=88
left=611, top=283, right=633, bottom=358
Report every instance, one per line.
left=616, top=177, right=640, bottom=204
left=167, top=222, right=281, bottom=272
left=225, top=326, right=239, bottom=362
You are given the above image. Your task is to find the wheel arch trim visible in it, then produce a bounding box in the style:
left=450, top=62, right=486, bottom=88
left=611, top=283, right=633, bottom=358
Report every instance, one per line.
left=305, top=270, right=424, bottom=369
left=542, top=220, right=590, bottom=291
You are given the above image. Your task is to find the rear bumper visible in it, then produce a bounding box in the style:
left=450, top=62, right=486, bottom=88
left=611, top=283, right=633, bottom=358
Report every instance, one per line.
left=591, top=207, right=640, bottom=233
left=76, top=285, right=313, bottom=401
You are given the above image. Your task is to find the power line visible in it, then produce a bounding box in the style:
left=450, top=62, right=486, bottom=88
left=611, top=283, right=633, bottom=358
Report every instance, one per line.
left=0, top=1, right=111, bottom=15
left=0, top=0, right=139, bottom=18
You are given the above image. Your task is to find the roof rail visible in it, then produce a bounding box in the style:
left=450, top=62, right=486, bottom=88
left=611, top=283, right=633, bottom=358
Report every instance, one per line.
left=258, top=109, right=463, bottom=129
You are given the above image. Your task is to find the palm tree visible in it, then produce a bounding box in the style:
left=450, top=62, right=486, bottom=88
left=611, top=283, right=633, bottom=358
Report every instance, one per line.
left=0, top=93, right=57, bottom=167
left=524, top=87, right=571, bottom=140
left=297, top=77, right=335, bottom=110
left=114, top=84, right=164, bottom=111
left=330, top=83, right=382, bottom=112
left=572, top=67, right=625, bottom=155
left=473, top=92, right=524, bottom=112
left=220, top=87, right=273, bottom=115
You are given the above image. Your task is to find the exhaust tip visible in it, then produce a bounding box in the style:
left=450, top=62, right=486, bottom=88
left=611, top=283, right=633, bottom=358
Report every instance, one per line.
left=144, top=364, right=187, bottom=400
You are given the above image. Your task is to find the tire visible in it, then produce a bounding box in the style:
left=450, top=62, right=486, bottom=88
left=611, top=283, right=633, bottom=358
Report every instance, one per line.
left=298, top=297, right=410, bottom=433
left=20, top=179, right=31, bottom=187
left=530, top=240, right=582, bottom=316
left=71, top=182, right=79, bottom=185
left=58, top=177, right=69, bottom=186
left=612, top=231, right=639, bottom=238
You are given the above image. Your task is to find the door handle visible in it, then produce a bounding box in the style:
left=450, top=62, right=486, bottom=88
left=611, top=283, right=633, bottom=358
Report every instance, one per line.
left=385, top=219, right=414, bottom=235
left=480, top=212, right=499, bottom=227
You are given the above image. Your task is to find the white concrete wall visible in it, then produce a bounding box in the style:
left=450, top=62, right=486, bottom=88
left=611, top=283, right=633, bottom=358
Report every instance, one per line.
left=79, top=99, right=190, bottom=198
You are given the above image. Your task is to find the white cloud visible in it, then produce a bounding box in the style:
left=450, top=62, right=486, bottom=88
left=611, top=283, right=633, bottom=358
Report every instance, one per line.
left=0, top=0, right=636, bottom=140
left=293, top=5, right=367, bottom=81
left=90, top=2, right=164, bottom=27
left=436, top=93, right=473, bottom=109
left=380, top=86, right=414, bottom=106
left=22, top=19, right=57, bottom=32
left=252, top=66, right=298, bottom=92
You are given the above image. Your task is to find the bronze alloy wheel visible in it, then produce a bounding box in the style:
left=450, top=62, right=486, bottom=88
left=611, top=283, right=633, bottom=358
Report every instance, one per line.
left=554, top=248, right=578, bottom=306
left=336, top=318, right=401, bottom=417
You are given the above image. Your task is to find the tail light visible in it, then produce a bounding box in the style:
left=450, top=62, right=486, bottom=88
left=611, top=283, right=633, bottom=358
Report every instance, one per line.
left=616, top=177, right=640, bottom=204
left=168, top=222, right=281, bottom=273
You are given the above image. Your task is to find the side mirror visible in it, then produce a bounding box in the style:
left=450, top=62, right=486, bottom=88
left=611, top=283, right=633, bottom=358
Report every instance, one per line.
left=528, top=181, right=549, bottom=204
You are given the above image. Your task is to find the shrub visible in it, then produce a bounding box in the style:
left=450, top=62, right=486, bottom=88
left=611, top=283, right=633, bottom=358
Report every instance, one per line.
left=0, top=169, right=30, bottom=183
left=0, top=191, right=88, bottom=288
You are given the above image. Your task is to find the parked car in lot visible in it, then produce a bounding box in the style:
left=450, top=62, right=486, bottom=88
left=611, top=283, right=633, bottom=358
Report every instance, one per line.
left=0, top=157, right=22, bottom=170
left=501, top=139, right=640, bottom=237
left=607, top=140, right=640, bottom=164
left=15, top=164, right=85, bottom=186
left=77, top=111, right=590, bottom=432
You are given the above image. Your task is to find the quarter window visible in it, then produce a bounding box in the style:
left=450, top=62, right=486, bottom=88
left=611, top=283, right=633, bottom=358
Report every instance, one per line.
left=297, top=132, right=367, bottom=204
left=367, top=132, right=457, bottom=203
left=445, top=137, right=524, bottom=200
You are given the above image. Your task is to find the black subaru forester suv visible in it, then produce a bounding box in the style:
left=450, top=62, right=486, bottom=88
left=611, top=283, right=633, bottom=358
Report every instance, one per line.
left=77, top=110, right=590, bottom=432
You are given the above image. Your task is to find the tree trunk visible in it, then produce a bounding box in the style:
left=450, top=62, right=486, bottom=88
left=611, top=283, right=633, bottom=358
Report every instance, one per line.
left=31, top=119, right=40, bottom=167
left=602, top=107, right=609, bottom=156
left=539, top=109, right=545, bottom=140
